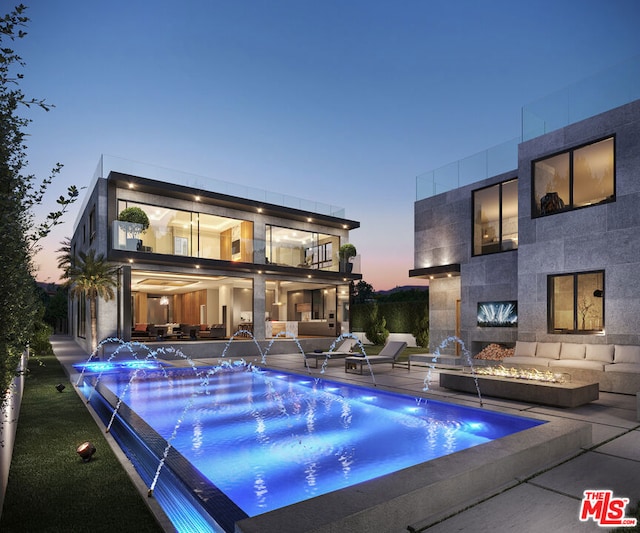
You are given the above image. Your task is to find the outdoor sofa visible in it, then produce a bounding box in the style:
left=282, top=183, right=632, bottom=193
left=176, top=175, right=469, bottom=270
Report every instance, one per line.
left=502, top=341, right=640, bottom=394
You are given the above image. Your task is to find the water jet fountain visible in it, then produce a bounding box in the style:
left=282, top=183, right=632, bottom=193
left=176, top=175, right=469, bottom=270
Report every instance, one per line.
left=423, top=336, right=483, bottom=406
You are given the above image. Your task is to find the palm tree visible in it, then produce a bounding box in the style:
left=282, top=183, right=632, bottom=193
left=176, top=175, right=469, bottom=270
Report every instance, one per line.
left=66, top=249, right=118, bottom=352
left=56, top=237, right=72, bottom=280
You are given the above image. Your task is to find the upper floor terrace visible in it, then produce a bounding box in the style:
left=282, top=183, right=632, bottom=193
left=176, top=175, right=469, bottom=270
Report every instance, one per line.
left=84, top=161, right=360, bottom=276
left=416, top=55, right=640, bottom=200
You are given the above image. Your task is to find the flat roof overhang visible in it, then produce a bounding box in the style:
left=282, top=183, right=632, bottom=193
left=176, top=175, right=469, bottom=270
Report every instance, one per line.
left=409, top=263, right=461, bottom=280
left=108, top=171, right=360, bottom=231
left=109, top=250, right=362, bottom=283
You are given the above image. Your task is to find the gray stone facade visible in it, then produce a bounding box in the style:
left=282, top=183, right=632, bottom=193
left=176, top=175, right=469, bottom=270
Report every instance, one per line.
left=413, top=99, right=640, bottom=355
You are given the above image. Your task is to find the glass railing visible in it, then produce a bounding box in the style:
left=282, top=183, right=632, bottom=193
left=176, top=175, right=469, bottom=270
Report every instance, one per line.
left=417, top=54, right=640, bottom=201
left=112, top=220, right=256, bottom=262
left=416, top=137, right=520, bottom=200
left=97, top=155, right=346, bottom=217
left=522, top=55, right=640, bottom=141
left=111, top=224, right=360, bottom=274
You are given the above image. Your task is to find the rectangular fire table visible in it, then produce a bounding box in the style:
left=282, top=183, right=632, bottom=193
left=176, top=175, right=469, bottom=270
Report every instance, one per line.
left=439, top=370, right=599, bottom=408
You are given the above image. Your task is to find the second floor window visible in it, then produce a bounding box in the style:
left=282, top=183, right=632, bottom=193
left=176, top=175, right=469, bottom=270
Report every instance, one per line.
left=114, top=200, right=253, bottom=261
left=266, top=225, right=340, bottom=271
left=533, top=137, right=614, bottom=217
left=472, top=178, right=518, bottom=256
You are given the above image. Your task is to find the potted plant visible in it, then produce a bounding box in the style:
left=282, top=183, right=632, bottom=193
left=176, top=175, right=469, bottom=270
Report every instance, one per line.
left=339, top=243, right=357, bottom=273
left=118, top=207, right=150, bottom=250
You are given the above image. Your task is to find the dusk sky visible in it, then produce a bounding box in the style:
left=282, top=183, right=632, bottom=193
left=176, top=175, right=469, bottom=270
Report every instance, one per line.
left=19, top=1, right=640, bottom=290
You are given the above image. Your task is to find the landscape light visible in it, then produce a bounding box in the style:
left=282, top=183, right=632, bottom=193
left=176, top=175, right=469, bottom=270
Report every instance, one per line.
left=55, top=384, right=66, bottom=393
left=76, top=441, right=96, bottom=462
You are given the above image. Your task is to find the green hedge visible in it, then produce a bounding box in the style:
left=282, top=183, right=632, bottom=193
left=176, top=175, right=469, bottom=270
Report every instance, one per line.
left=351, top=300, right=428, bottom=333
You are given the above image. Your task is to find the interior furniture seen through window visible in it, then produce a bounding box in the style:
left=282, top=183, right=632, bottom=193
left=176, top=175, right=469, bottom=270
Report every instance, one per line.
left=472, top=178, right=518, bottom=256
left=266, top=225, right=340, bottom=270
left=115, top=200, right=253, bottom=261
left=548, top=270, right=604, bottom=333
left=534, top=137, right=614, bottom=217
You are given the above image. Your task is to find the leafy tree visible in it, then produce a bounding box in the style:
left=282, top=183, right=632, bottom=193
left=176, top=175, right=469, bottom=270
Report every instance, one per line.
left=352, top=280, right=375, bottom=304
left=66, top=249, right=118, bottom=352
left=376, top=287, right=429, bottom=303
left=42, top=284, right=69, bottom=333
left=0, top=5, right=78, bottom=401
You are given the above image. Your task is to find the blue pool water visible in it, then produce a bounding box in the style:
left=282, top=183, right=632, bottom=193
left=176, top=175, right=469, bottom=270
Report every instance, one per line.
left=77, top=362, right=544, bottom=531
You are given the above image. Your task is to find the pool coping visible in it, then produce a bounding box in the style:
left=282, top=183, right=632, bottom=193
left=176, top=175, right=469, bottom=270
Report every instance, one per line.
left=235, top=408, right=591, bottom=533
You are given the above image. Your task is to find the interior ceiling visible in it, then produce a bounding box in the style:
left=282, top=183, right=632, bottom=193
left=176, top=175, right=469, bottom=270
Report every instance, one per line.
left=131, top=271, right=342, bottom=294
left=132, top=271, right=242, bottom=293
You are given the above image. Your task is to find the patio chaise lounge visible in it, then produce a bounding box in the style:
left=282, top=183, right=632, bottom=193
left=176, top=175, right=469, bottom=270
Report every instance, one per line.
left=304, top=338, right=359, bottom=368
left=344, top=341, right=408, bottom=374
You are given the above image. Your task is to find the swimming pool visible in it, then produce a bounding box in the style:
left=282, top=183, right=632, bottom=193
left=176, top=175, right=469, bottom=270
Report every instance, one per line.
left=76, top=361, right=549, bottom=532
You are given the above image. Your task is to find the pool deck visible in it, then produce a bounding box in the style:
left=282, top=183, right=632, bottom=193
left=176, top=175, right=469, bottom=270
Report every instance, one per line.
left=52, top=336, right=640, bottom=532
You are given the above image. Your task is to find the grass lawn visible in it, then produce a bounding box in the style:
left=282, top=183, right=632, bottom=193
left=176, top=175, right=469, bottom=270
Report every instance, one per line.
left=0, top=355, right=163, bottom=533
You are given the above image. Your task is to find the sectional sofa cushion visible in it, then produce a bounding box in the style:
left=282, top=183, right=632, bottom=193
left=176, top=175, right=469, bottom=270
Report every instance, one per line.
left=514, top=341, right=537, bottom=357
left=586, top=344, right=614, bottom=363
left=502, top=356, right=549, bottom=367
left=614, top=345, right=640, bottom=365
left=560, top=343, right=586, bottom=359
left=604, top=363, right=640, bottom=373
left=535, top=342, right=561, bottom=359
left=549, top=359, right=605, bottom=371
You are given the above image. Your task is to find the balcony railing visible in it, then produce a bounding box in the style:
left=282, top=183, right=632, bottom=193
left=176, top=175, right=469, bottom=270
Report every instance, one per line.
left=417, top=54, right=640, bottom=201
left=111, top=221, right=361, bottom=274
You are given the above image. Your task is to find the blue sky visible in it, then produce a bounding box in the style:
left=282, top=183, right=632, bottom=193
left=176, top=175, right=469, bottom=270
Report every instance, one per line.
left=19, top=0, right=640, bottom=290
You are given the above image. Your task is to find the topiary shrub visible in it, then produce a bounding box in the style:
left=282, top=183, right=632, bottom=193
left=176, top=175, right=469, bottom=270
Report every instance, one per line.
left=364, top=303, right=389, bottom=345
left=118, top=207, right=150, bottom=236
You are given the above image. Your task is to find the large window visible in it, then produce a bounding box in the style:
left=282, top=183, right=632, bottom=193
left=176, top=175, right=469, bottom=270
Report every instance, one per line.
left=548, top=271, right=604, bottom=333
left=473, top=178, right=518, bottom=256
left=533, top=137, right=614, bottom=217
left=266, top=225, right=340, bottom=271
left=113, top=201, right=253, bottom=262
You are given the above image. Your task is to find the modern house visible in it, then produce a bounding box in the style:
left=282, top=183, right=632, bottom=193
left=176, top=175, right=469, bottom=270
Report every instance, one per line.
left=69, top=157, right=361, bottom=353
left=410, top=60, right=640, bottom=356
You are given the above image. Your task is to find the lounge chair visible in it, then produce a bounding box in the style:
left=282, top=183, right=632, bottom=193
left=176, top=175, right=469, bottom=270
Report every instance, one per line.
left=304, top=338, right=359, bottom=368
left=344, top=341, right=408, bottom=374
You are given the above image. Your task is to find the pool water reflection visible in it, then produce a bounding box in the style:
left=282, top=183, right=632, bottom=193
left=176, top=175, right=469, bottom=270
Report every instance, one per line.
left=77, top=363, right=544, bottom=531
